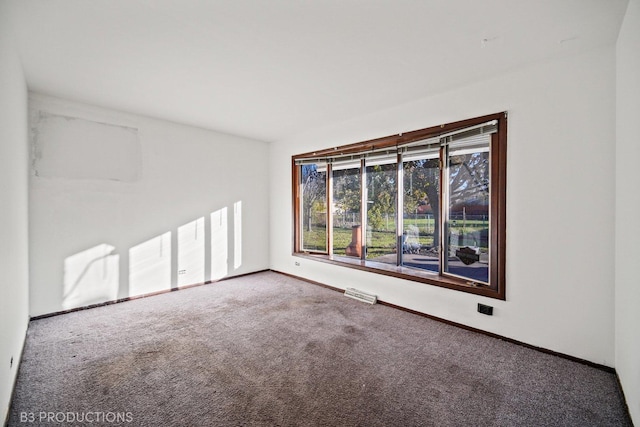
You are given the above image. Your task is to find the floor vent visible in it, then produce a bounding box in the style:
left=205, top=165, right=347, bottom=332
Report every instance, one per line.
left=344, top=288, right=377, bottom=304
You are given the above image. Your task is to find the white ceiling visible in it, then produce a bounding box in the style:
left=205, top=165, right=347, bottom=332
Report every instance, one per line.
left=4, top=0, right=629, bottom=142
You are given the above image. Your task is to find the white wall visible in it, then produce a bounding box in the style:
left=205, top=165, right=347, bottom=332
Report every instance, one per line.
left=0, top=2, right=30, bottom=421
left=29, top=94, right=270, bottom=317
left=270, top=46, right=616, bottom=366
left=616, top=0, right=640, bottom=423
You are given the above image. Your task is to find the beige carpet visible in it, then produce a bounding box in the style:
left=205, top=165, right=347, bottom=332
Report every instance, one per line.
left=8, top=271, right=631, bottom=426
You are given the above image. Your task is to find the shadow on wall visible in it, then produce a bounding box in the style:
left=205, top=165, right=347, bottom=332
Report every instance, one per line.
left=62, top=201, right=243, bottom=310
left=63, top=244, right=119, bottom=310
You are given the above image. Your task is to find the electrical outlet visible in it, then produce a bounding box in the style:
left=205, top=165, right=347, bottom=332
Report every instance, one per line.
left=294, top=261, right=300, bottom=266
left=478, top=303, right=493, bottom=316
left=178, top=269, right=187, bottom=275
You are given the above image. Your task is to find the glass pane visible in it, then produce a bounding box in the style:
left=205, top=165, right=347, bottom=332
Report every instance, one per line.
left=332, top=166, right=362, bottom=257
left=402, top=156, right=439, bottom=273
left=445, top=144, right=490, bottom=283
left=301, top=164, right=327, bottom=252
left=365, top=162, right=397, bottom=264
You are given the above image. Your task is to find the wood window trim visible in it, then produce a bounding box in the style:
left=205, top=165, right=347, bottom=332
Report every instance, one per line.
left=292, top=112, right=507, bottom=300
left=293, top=252, right=503, bottom=298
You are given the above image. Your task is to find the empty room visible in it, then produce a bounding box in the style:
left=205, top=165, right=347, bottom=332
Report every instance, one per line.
left=1, top=0, right=639, bottom=425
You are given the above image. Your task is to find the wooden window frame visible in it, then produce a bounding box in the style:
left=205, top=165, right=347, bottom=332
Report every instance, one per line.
left=292, top=112, right=507, bottom=300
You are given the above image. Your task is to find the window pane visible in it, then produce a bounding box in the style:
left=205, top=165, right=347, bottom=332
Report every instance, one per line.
left=445, top=144, right=490, bottom=283
left=301, top=164, right=327, bottom=252
left=365, top=162, right=397, bottom=264
left=402, top=156, right=439, bottom=273
left=332, top=166, right=362, bottom=257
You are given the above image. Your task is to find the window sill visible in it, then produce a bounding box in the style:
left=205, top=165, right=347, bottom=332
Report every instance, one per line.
left=293, top=252, right=504, bottom=300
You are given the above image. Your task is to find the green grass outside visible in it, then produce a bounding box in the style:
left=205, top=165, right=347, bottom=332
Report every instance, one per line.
left=304, top=219, right=489, bottom=256
left=301, top=228, right=327, bottom=251
left=404, top=217, right=488, bottom=229
left=304, top=226, right=438, bottom=257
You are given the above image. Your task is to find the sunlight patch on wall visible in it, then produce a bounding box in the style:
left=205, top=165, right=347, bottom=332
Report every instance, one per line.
left=178, top=217, right=205, bottom=286
left=234, top=201, right=242, bottom=270
left=129, top=232, right=171, bottom=296
left=63, top=244, right=119, bottom=310
left=210, top=207, right=228, bottom=281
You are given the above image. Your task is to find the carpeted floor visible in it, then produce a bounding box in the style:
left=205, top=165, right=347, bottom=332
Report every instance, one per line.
left=8, top=271, right=632, bottom=426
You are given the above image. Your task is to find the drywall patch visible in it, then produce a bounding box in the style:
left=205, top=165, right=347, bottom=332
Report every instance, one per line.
left=31, top=112, right=141, bottom=182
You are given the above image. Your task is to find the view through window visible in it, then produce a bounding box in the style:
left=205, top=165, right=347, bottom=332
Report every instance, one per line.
left=293, top=113, right=506, bottom=299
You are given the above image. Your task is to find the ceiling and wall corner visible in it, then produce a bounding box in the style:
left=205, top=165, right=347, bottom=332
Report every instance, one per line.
left=3, top=0, right=629, bottom=143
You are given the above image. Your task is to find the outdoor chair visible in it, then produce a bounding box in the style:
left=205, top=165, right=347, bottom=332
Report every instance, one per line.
left=402, top=225, right=421, bottom=254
